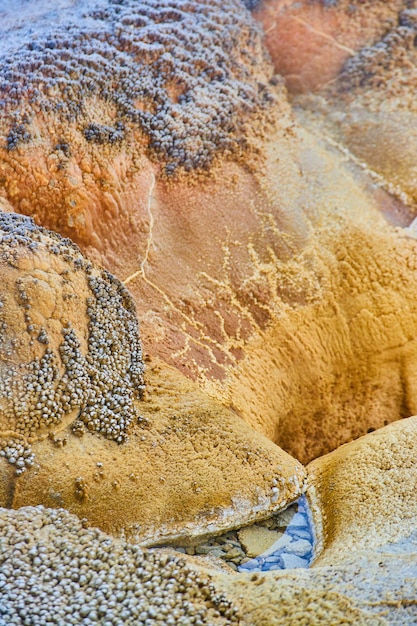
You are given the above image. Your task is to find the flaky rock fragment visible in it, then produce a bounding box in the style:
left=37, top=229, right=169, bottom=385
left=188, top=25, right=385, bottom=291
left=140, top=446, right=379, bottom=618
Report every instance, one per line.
left=0, top=211, right=144, bottom=472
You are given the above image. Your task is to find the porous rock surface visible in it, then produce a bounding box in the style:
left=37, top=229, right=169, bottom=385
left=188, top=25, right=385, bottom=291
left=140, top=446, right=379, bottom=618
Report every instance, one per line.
left=5, top=0, right=417, bottom=467
left=0, top=211, right=305, bottom=543
left=8, top=355, right=305, bottom=545
left=0, top=1, right=417, bottom=623
left=2, top=0, right=417, bottom=467
left=307, top=415, right=417, bottom=567
left=2, top=417, right=417, bottom=624
left=0, top=211, right=143, bottom=472
left=214, top=415, right=417, bottom=624
left=0, top=0, right=272, bottom=171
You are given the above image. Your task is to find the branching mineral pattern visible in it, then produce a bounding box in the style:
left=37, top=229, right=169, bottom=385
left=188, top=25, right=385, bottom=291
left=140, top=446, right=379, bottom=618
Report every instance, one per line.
left=0, top=0, right=417, bottom=624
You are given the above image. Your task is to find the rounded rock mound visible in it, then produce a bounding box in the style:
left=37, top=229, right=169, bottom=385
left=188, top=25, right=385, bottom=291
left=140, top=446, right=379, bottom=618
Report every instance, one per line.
left=0, top=211, right=144, bottom=473
left=0, top=212, right=304, bottom=545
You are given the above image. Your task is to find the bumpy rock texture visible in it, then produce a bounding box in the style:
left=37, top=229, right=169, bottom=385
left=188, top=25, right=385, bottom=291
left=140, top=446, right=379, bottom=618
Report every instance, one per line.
left=0, top=211, right=143, bottom=473
left=7, top=355, right=305, bottom=545
left=2, top=0, right=417, bottom=467
left=0, top=0, right=273, bottom=172
left=0, top=211, right=305, bottom=544
left=1, top=0, right=417, bottom=623
left=2, top=417, right=417, bottom=625
left=0, top=506, right=240, bottom=626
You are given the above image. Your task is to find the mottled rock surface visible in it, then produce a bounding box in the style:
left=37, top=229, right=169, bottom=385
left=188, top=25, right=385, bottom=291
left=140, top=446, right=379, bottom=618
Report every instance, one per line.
left=2, top=417, right=417, bottom=624
left=1, top=3, right=417, bottom=623
left=295, top=4, right=417, bottom=209
left=0, top=211, right=143, bottom=471
left=216, top=416, right=417, bottom=624
left=0, top=0, right=276, bottom=252
left=0, top=212, right=305, bottom=543
left=0, top=0, right=273, bottom=170
left=2, top=0, right=417, bottom=467
left=8, top=355, right=305, bottom=545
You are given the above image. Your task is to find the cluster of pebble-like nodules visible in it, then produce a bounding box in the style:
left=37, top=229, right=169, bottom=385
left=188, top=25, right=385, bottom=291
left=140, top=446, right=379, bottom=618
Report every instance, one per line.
left=240, top=0, right=261, bottom=10
left=331, top=8, right=417, bottom=99
left=0, top=212, right=144, bottom=473
left=0, top=506, right=240, bottom=626
left=0, top=0, right=277, bottom=173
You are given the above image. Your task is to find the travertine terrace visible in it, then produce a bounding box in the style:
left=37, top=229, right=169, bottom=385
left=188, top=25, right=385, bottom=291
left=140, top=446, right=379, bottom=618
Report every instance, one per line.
left=1, top=0, right=417, bottom=464
left=1, top=0, right=417, bottom=623
left=0, top=212, right=305, bottom=544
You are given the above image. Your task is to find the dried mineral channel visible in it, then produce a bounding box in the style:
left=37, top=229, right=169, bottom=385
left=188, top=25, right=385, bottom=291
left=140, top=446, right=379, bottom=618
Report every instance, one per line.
left=167, top=496, right=315, bottom=573
left=3, top=0, right=417, bottom=470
